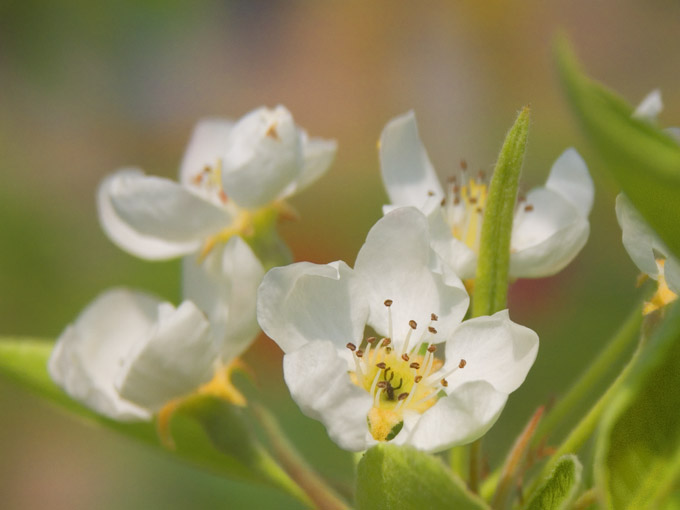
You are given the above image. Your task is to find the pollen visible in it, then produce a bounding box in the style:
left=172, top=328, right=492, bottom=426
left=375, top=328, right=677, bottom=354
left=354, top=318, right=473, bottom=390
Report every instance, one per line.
left=442, top=166, right=489, bottom=253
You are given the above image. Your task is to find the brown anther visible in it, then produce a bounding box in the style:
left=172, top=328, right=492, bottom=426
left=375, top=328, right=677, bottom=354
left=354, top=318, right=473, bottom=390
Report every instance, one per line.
left=366, top=336, right=377, bottom=344
left=459, top=359, right=467, bottom=369
left=386, top=347, right=392, bottom=354
left=476, top=207, right=483, bottom=214
left=518, top=195, right=526, bottom=202
left=265, top=123, right=280, bottom=140
left=524, top=204, right=534, bottom=212
left=428, top=326, right=437, bottom=334
left=478, top=170, right=485, bottom=181
left=376, top=381, right=387, bottom=389
left=441, top=378, right=449, bottom=387
left=398, top=392, right=409, bottom=401
left=427, top=190, right=435, bottom=197
left=409, top=362, right=421, bottom=370
left=376, top=362, right=387, bottom=370
left=192, top=173, right=203, bottom=185
left=384, top=299, right=393, bottom=307
left=453, top=185, right=460, bottom=193
left=415, top=375, right=423, bottom=383
left=409, top=320, right=417, bottom=330
left=356, top=350, right=364, bottom=358
left=453, top=197, right=461, bottom=205
left=401, top=353, right=410, bottom=362
left=427, top=345, right=437, bottom=353
left=381, top=338, right=392, bottom=347
left=431, top=313, right=438, bottom=321
left=440, top=198, right=446, bottom=207
left=460, top=159, right=468, bottom=170
left=346, top=343, right=356, bottom=351
left=219, top=190, right=228, bottom=203
left=469, top=197, right=478, bottom=204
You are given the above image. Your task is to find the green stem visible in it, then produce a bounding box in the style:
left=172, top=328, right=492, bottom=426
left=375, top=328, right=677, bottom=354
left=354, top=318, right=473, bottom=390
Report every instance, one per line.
left=253, top=403, right=351, bottom=510
left=468, top=439, right=482, bottom=493
left=527, top=339, right=644, bottom=496
left=253, top=445, right=317, bottom=508
left=572, top=488, right=598, bottom=510
left=531, top=301, right=643, bottom=446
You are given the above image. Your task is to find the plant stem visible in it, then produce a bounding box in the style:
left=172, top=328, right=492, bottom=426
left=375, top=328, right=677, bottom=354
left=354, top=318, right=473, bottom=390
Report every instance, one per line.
left=531, top=301, right=643, bottom=447
left=572, top=488, right=598, bottom=510
left=526, top=339, right=644, bottom=496
left=468, top=439, right=482, bottom=493
left=253, top=403, right=351, bottom=510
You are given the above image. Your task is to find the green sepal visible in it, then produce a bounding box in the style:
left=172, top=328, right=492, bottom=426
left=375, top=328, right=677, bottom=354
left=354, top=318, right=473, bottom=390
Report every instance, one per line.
left=555, top=36, right=680, bottom=259
left=473, top=106, right=530, bottom=317
left=524, top=454, right=582, bottom=510
left=355, top=444, right=490, bottom=510
left=595, top=302, right=680, bottom=509
left=243, top=206, right=293, bottom=271
left=0, top=337, right=309, bottom=506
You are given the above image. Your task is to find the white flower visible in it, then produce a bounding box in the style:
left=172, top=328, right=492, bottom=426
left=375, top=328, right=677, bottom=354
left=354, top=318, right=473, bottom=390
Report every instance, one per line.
left=616, top=194, right=679, bottom=314
left=48, top=288, right=221, bottom=421
left=257, top=208, right=538, bottom=452
left=98, top=105, right=337, bottom=261
left=633, top=89, right=680, bottom=142
left=379, top=111, right=594, bottom=280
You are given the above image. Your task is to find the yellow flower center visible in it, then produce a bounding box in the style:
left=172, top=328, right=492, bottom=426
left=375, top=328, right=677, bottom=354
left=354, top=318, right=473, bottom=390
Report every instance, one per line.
left=346, top=300, right=466, bottom=442
left=643, top=259, right=679, bottom=315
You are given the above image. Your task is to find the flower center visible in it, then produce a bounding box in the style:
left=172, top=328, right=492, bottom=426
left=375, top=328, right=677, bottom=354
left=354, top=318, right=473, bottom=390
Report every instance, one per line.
left=346, top=300, right=466, bottom=442
left=643, top=258, right=679, bottom=315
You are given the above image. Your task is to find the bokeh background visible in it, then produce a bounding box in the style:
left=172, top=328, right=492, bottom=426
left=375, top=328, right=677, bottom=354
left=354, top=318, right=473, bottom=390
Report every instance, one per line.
left=1, top=1, right=679, bottom=508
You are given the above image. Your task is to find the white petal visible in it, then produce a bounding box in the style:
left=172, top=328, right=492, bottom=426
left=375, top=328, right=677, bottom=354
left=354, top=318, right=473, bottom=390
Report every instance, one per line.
left=664, top=257, right=680, bottom=295
left=615, top=194, right=668, bottom=278
left=283, top=341, right=374, bottom=452
left=443, top=310, right=538, bottom=394
left=407, top=381, right=507, bottom=452
left=99, top=169, right=233, bottom=259
left=179, top=118, right=233, bottom=186
left=379, top=111, right=443, bottom=207
left=354, top=208, right=469, bottom=346
left=115, top=300, right=219, bottom=411
left=633, top=89, right=663, bottom=122
left=279, top=132, right=337, bottom=199
left=48, top=289, right=157, bottom=421
left=510, top=188, right=589, bottom=278
left=545, top=149, right=594, bottom=216
left=183, top=236, right=264, bottom=362
left=98, top=170, right=201, bottom=259
left=257, top=261, right=368, bottom=354
left=428, top=208, right=478, bottom=280
left=222, top=105, right=303, bottom=208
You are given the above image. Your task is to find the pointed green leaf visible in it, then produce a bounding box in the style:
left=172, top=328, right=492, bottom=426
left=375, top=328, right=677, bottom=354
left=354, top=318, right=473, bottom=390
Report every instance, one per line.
left=596, top=303, right=680, bottom=509
left=0, top=337, right=303, bottom=501
left=473, top=106, right=530, bottom=317
left=356, top=444, right=490, bottom=510
left=555, top=36, right=680, bottom=259
left=524, top=454, right=582, bottom=510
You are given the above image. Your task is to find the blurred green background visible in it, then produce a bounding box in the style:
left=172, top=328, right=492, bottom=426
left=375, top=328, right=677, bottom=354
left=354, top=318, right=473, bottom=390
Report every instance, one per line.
left=1, top=1, right=679, bottom=508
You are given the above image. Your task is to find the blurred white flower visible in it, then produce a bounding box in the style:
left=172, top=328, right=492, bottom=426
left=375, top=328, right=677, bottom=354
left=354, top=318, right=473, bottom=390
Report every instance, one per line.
left=378, top=111, right=594, bottom=280
left=98, top=105, right=337, bottom=262
left=48, top=288, right=220, bottom=421
left=616, top=194, right=679, bottom=315
left=257, top=208, right=538, bottom=452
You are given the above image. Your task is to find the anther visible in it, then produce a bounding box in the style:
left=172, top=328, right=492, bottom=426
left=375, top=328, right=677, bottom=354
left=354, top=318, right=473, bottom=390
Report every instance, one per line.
left=427, top=190, right=435, bottom=197
left=219, top=190, right=228, bottom=203
left=356, top=350, right=364, bottom=358
left=453, top=184, right=460, bottom=194
left=366, top=336, right=377, bottom=344
left=409, top=320, right=417, bottom=330
left=478, top=170, right=485, bottom=181
left=431, top=313, right=438, bottom=321
left=441, top=378, right=449, bottom=387
left=440, top=198, right=446, bottom=207
left=376, top=362, right=387, bottom=369
left=460, top=159, right=468, bottom=170
left=453, top=197, right=461, bottom=205
left=524, top=204, right=534, bottom=212
left=381, top=338, right=392, bottom=347
left=376, top=381, right=387, bottom=389
left=476, top=207, right=483, bottom=214
left=459, top=359, right=467, bottom=369
left=401, top=353, right=410, bottom=362
left=415, top=375, right=423, bottom=383
left=427, top=345, right=437, bottom=353
left=469, top=197, right=478, bottom=204
left=384, top=299, right=393, bottom=307
left=409, top=362, right=421, bottom=369
left=346, top=343, right=356, bottom=351
left=398, top=392, right=409, bottom=401
left=428, top=326, right=437, bottom=334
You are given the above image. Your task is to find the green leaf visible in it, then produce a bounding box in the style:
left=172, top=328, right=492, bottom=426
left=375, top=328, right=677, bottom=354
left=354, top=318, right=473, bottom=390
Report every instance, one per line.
left=596, top=302, right=680, bottom=509
left=473, top=106, right=530, bottom=317
left=524, top=454, right=582, bottom=510
left=0, top=336, right=309, bottom=506
left=356, top=444, right=490, bottom=510
left=555, top=36, right=680, bottom=259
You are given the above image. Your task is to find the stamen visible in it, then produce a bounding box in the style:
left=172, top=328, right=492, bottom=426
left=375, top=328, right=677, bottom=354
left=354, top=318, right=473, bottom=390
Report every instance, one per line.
left=401, top=353, right=410, bottom=362
left=384, top=299, right=394, bottom=340
left=401, top=320, right=417, bottom=355
left=398, top=392, right=409, bottom=401
left=376, top=362, right=387, bottom=369
left=524, top=204, right=534, bottom=212
left=409, top=362, right=421, bottom=370
left=460, top=159, right=468, bottom=171
left=441, top=378, right=448, bottom=387
left=346, top=343, right=356, bottom=351
left=459, top=359, right=467, bottom=369
left=356, top=349, right=364, bottom=358
left=369, top=369, right=383, bottom=396
left=428, top=326, right=437, bottom=334
left=431, top=313, right=438, bottom=321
